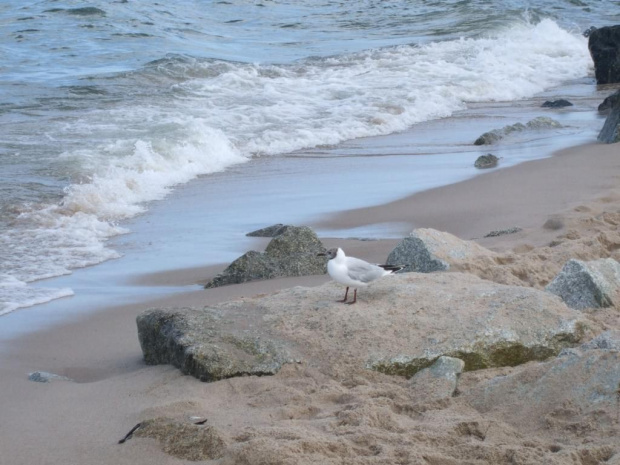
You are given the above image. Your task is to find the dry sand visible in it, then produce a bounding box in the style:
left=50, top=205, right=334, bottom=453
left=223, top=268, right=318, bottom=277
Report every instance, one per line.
left=1, top=141, right=620, bottom=464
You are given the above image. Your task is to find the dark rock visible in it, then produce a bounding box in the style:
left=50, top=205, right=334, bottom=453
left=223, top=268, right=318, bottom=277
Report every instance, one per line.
left=474, top=117, right=561, bottom=145
left=474, top=154, right=499, bottom=169
left=598, top=90, right=620, bottom=113
left=588, top=25, right=620, bottom=84
left=541, top=99, right=573, bottom=108
left=137, top=307, right=294, bottom=382
left=598, top=104, right=620, bottom=143
left=205, top=226, right=327, bottom=288
left=246, top=223, right=289, bottom=237
left=483, top=227, right=522, bottom=238
left=546, top=258, right=620, bottom=310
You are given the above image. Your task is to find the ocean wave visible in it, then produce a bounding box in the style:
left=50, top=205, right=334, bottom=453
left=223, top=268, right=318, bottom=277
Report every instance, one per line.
left=0, top=18, right=593, bottom=315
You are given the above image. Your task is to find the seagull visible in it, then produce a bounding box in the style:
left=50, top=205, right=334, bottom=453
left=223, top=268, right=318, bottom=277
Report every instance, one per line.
left=317, top=248, right=405, bottom=304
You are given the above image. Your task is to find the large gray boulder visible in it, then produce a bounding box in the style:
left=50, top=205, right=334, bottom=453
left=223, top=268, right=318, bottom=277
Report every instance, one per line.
left=466, top=339, right=620, bottom=436
left=588, top=25, right=620, bottom=84
left=139, top=273, right=587, bottom=382
left=205, top=226, right=326, bottom=288
left=387, top=228, right=495, bottom=273
left=545, top=258, right=620, bottom=310
left=474, top=117, right=561, bottom=145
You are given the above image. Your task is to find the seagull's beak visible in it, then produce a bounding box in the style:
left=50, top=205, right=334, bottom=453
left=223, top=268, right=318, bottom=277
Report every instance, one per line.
left=317, top=252, right=326, bottom=256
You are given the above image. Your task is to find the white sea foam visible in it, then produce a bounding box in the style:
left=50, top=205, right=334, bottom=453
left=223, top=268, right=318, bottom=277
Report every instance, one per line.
left=0, top=275, right=74, bottom=316
left=0, top=19, right=593, bottom=315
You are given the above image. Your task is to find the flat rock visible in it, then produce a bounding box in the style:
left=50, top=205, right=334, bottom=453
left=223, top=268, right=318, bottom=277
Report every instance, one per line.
left=138, top=272, right=587, bottom=381
left=408, top=356, right=464, bottom=401
left=387, top=228, right=496, bottom=273
left=545, top=258, right=620, bottom=310
left=588, top=24, right=620, bottom=84
left=205, top=226, right=326, bottom=288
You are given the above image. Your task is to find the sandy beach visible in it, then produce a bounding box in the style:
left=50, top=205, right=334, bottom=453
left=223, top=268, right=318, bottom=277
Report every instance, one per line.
left=1, top=132, right=619, bottom=464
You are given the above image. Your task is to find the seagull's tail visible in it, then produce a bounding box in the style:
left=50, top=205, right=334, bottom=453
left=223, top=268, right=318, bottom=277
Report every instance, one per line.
left=378, top=264, right=405, bottom=274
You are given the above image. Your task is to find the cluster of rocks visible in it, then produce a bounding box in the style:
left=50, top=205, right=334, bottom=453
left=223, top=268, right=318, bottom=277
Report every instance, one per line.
left=138, top=227, right=620, bottom=384
left=473, top=116, right=561, bottom=145
left=205, top=225, right=326, bottom=288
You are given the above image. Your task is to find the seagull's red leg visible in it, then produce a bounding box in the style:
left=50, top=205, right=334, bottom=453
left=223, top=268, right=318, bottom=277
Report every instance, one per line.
left=338, top=287, right=349, bottom=303
left=346, top=289, right=357, bottom=305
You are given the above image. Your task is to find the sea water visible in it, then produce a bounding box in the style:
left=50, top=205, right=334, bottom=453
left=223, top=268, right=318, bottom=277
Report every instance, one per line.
left=1, top=0, right=618, bottom=316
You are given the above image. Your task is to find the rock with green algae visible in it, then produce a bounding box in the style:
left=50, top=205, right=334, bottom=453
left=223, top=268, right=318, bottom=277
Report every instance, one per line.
left=205, top=226, right=327, bottom=288
left=134, top=418, right=226, bottom=461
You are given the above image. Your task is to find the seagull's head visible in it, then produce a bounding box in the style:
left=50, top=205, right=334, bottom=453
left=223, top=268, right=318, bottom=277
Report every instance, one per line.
left=317, top=248, right=339, bottom=260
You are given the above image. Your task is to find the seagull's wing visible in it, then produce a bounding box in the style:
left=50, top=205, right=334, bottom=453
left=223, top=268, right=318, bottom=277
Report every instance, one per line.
left=345, top=257, right=387, bottom=283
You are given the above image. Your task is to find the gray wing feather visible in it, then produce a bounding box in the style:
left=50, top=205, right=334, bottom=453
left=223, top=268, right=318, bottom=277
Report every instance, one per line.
left=345, top=257, right=386, bottom=283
